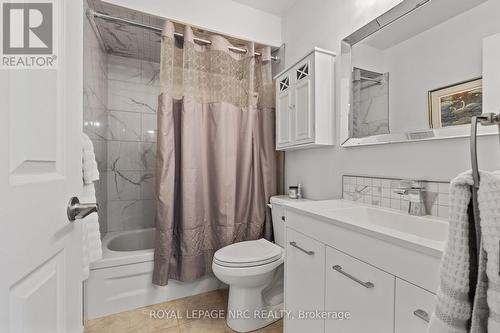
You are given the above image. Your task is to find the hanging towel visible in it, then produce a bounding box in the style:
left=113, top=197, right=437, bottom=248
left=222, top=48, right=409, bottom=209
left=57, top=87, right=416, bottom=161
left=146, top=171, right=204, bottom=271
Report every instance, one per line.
left=474, top=171, right=500, bottom=332
left=81, top=134, right=102, bottom=280
left=428, top=171, right=500, bottom=333
left=82, top=133, right=99, bottom=184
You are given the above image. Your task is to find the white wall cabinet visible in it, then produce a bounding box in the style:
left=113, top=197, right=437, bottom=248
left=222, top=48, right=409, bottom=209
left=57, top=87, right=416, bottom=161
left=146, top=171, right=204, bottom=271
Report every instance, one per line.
left=275, top=48, right=335, bottom=151
left=284, top=209, right=439, bottom=333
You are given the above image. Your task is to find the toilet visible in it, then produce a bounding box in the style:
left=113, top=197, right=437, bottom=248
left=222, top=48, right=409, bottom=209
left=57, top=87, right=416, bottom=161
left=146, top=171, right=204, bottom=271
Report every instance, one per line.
left=212, top=195, right=308, bottom=332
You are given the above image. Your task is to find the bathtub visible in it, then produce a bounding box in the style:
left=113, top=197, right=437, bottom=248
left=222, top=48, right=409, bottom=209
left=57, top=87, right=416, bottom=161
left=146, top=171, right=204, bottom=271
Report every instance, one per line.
left=84, top=228, right=223, bottom=319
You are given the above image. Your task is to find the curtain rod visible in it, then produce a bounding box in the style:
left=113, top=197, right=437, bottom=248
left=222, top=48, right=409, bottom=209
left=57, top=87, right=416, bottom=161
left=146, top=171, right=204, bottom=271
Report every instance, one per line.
left=88, top=9, right=280, bottom=62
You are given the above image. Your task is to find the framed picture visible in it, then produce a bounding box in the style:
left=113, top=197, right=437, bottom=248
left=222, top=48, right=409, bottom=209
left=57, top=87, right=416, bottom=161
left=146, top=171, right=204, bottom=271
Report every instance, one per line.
left=428, top=78, right=483, bottom=128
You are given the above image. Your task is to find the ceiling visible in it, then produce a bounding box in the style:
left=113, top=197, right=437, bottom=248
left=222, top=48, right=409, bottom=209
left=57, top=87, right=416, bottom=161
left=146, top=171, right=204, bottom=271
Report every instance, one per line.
left=232, top=0, right=298, bottom=16
left=359, top=0, right=487, bottom=50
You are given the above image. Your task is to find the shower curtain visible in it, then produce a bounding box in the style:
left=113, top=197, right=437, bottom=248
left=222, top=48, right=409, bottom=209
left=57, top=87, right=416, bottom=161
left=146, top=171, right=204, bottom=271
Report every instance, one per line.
left=153, top=22, right=279, bottom=286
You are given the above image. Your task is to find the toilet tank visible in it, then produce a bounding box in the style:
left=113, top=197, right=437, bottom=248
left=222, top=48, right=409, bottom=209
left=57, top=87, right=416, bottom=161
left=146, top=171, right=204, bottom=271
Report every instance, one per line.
left=269, top=196, right=309, bottom=248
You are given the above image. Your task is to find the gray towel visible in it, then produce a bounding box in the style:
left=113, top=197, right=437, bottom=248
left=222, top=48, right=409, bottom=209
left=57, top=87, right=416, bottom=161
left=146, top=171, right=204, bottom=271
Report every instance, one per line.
left=474, top=172, right=500, bottom=332
left=428, top=171, right=500, bottom=333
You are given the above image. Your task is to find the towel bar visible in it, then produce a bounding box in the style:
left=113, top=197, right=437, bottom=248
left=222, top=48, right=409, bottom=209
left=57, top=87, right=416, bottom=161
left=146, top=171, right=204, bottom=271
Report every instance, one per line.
left=470, top=112, right=500, bottom=275
left=471, top=113, right=500, bottom=188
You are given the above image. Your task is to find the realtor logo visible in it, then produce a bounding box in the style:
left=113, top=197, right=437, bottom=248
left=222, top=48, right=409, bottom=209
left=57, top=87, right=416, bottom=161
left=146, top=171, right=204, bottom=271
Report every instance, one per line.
left=1, top=1, right=58, bottom=68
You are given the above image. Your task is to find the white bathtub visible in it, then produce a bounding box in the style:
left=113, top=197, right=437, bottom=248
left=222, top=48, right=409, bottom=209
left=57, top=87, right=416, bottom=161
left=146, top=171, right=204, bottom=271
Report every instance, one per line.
left=85, top=228, right=223, bottom=319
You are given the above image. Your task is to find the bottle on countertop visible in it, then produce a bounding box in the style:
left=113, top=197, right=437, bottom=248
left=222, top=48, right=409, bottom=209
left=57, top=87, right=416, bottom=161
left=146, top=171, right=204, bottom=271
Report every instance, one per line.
left=288, top=186, right=298, bottom=199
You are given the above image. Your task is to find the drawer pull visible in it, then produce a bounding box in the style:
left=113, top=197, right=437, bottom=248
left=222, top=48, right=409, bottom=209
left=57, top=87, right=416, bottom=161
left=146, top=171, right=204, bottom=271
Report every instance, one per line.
left=332, top=265, right=375, bottom=289
left=281, top=215, right=286, bottom=221
left=289, top=241, right=315, bottom=255
left=413, top=309, right=430, bottom=323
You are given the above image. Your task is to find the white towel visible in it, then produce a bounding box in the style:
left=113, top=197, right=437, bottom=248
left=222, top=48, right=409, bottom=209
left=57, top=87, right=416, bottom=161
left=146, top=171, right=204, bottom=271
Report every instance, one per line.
left=82, top=133, right=99, bottom=185
left=81, top=134, right=102, bottom=280
left=428, top=171, right=500, bottom=333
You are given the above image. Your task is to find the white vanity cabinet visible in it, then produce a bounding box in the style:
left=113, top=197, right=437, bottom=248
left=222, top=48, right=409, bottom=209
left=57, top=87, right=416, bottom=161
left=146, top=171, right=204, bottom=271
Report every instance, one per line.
left=283, top=207, right=440, bottom=333
left=275, top=48, right=335, bottom=151
left=325, top=246, right=395, bottom=333
left=285, top=228, right=326, bottom=333
left=394, top=279, right=434, bottom=333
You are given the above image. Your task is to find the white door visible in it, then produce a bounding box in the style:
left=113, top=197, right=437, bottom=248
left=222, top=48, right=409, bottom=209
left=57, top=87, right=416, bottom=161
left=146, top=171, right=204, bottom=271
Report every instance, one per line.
left=276, top=75, right=293, bottom=148
left=293, top=60, right=314, bottom=143
left=0, top=1, right=84, bottom=332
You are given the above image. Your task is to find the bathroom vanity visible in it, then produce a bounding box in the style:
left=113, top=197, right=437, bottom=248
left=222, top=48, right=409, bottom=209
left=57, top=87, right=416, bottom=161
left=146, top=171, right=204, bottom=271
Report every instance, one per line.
left=279, top=200, right=447, bottom=333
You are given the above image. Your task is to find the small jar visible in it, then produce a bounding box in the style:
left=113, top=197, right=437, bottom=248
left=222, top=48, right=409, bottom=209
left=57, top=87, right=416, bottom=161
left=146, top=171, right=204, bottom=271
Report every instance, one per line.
left=288, top=186, right=299, bottom=199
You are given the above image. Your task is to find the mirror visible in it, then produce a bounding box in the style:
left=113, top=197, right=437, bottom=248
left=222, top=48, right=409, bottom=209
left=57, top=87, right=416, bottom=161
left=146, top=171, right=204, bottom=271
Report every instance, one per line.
left=340, top=0, right=500, bottom=146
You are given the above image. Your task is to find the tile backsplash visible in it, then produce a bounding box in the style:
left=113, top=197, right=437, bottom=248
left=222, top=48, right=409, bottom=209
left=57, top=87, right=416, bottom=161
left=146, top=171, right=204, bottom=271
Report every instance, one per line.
left=342, top=175, right=450, bottom=219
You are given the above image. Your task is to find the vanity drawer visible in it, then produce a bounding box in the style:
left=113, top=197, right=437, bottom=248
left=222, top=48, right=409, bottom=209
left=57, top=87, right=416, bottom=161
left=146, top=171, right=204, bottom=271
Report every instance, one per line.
left=395, top=278, right=435, bottom=333
left=285, top=227, right=326, bottom=333
left=325, top=246, right=394, bottom=333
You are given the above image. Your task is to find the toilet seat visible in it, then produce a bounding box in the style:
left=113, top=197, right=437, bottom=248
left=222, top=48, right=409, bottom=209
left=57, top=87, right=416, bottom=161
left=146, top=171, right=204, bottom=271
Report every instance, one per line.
left=213, top=239, right=283, bottom=268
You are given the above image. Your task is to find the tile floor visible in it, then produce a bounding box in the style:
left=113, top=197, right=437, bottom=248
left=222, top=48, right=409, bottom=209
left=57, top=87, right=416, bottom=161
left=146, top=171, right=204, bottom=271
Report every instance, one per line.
left=84, top=289, right=283, bottom=333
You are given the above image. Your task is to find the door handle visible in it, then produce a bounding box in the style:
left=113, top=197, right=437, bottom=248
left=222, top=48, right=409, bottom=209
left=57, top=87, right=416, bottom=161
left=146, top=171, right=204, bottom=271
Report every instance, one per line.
left=289, top=241, right=314, bottom=255
left=332, top=265, right=374, bottom=288
left=67, top=197, right=98, bottom=222
left=413, top=309, right=430, bottom=323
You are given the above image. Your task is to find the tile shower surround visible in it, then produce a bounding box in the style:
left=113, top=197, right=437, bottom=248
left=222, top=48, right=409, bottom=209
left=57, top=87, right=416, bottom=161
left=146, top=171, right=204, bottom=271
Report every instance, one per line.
left=106, top=55, right=159, bottom=232
left=83, top=4, right=108, bottom=234
left=342, top=175, right=450, bottom=219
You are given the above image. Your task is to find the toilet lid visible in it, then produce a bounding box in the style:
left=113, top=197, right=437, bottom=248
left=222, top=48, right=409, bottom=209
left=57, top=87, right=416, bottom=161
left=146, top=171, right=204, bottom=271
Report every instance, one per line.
left=213, top=239, right=282, bottom=268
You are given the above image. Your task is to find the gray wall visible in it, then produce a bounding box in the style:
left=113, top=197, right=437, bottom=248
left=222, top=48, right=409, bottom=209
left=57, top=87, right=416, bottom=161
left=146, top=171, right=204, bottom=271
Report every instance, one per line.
left=282, top=0, right=500, bottom=200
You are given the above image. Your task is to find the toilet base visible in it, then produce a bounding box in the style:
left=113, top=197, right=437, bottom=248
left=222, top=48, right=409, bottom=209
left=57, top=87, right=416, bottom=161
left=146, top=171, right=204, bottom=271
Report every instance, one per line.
left=211, top=248, right=285, bottom=333
left=226, top=285, right=283, bottom=332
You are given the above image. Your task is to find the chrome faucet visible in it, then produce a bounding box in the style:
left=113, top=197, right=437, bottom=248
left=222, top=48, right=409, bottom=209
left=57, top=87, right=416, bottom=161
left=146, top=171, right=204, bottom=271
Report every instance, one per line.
left=347, top=185, right=369, bottom=201
left=393, top=180, right=426, bottom=216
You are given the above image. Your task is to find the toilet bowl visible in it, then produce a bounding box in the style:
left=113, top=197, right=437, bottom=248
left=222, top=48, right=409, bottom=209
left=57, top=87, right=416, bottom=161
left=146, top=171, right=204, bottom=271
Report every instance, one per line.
left=212, top=239, right=284, bottom=332
left=212, top=195, right=308, bottom=332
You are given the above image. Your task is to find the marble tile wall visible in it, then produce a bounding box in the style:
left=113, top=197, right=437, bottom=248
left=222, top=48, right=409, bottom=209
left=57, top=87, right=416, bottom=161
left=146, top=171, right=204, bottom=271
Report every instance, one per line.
left=342, top=175, right=450, bottom=219
left=83, top=1, right=109, bottom=234
left=106, top=55, right=159, bottom=232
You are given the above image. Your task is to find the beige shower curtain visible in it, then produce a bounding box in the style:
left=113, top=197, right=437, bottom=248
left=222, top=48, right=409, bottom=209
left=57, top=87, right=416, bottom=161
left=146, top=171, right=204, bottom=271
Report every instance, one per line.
left=153, top=22, right=279, bottom=286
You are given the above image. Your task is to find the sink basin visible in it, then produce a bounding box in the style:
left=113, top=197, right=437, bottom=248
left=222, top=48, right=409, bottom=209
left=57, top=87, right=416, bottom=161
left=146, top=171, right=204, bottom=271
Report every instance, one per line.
left=324, top=206, right=448, bottom=242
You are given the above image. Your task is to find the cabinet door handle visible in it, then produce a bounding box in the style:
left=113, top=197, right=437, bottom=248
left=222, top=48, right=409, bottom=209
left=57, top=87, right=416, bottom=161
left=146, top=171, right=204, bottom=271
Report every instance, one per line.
left=289, top=241, right=314, bottom=255
left=332, top=265, right=375, bottom=288
left=281, top=215, right=286, bottom=221
left=413, top=309, right=430, bottom=323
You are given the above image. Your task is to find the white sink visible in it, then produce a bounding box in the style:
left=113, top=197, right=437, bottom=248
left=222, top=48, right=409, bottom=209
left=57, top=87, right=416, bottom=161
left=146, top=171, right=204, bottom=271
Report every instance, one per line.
left=284, top=199, right=449, bottom=255
left=324, top=206, right=448, bottom=242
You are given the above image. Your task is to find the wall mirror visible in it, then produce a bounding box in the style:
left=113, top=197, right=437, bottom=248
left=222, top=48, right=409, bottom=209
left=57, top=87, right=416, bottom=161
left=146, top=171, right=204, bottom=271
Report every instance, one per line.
left=340, top=0, right=500, bottom=147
